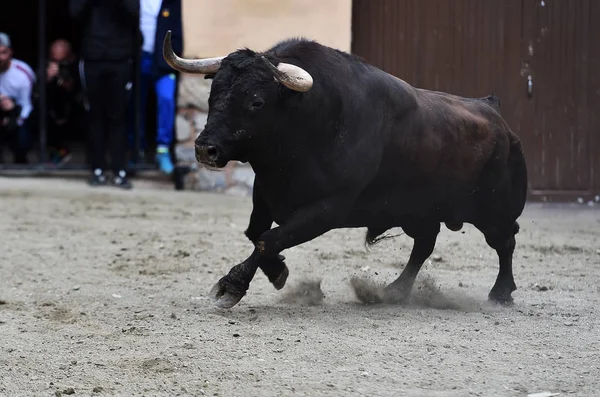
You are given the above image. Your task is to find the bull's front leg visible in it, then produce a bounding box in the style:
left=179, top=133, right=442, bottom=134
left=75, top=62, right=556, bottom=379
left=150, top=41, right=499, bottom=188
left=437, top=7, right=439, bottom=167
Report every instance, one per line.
left=244, top=183, right=288, bottom=290
left=209, top=194, right=355, bottom=309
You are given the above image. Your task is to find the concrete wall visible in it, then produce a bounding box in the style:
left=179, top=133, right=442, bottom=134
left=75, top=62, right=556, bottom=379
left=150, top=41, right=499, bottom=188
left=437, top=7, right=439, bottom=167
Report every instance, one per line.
left=180, top=0, right=352, bottom=57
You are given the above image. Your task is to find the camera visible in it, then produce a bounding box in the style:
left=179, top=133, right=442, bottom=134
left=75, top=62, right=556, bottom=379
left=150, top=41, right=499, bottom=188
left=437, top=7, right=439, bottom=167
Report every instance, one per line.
left=57, top=61, right=72, bottom=81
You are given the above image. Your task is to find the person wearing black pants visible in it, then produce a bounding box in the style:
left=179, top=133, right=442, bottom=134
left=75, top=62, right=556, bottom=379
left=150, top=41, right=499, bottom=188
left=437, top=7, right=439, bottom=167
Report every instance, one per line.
left=69, top=0, right=140, bottom=189
left=83, top=59, right=133, bottom=187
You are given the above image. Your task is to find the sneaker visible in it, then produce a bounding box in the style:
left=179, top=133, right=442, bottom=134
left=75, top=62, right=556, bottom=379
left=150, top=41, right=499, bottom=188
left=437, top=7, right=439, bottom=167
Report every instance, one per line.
left=48, top=147, right=72, bottom=167
left=155, top=146, right=174, bottom=175
left=112, top=169, right=133, bottom=190
left=88, top=168, right=107, bottom=186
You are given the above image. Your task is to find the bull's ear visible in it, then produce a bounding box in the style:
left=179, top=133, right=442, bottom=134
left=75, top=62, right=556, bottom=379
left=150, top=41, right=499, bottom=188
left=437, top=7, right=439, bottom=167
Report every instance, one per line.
left=204, top=74, right=215, bottom=80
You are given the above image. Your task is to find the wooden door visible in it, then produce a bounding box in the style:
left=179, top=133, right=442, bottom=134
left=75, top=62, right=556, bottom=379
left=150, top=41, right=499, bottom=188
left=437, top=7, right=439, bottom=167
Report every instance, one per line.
left=522, top=0, right=600, bottom=199
left=351, top=0, right=600, bottom=201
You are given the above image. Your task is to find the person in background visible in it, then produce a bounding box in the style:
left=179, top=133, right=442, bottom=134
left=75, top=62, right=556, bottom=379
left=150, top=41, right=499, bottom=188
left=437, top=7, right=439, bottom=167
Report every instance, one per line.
left=0, top=32, right=35, bottom=164
left=69, top=0, right=140, bottom=189
left=46, top=39, right=80, bottom=166
left=129, top=0, right=183, bottom=175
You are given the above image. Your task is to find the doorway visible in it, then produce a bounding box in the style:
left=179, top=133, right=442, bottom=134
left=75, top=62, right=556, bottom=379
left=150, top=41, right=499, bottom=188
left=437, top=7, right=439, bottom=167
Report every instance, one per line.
left=0, top=0, right=157, bottom=168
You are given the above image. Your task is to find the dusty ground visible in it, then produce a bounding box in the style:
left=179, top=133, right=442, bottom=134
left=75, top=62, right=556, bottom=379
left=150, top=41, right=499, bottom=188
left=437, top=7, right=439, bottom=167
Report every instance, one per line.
left=0, top=177, right=599, bottom=397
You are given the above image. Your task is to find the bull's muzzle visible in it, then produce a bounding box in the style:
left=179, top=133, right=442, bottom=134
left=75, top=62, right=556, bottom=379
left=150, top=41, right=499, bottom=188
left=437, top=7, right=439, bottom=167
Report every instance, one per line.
left=195, top=144, right=220, bottom=165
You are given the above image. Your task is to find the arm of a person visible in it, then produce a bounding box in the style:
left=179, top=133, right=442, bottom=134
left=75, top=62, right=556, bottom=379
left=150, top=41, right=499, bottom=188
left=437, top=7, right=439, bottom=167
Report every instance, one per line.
left=6, top=104, right=23, bottom=130
left=17, top=79, right=33, bottom=123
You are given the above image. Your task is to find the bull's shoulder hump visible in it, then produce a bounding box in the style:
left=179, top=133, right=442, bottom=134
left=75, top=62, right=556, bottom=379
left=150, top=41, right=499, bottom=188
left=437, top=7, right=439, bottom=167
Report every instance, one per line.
left=416, top=90, right=501, bottom=127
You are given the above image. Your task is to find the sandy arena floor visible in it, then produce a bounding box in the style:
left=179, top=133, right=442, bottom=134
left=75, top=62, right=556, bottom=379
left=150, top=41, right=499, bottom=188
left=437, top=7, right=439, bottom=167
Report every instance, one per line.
left=0, top=177, right=599, bottom=397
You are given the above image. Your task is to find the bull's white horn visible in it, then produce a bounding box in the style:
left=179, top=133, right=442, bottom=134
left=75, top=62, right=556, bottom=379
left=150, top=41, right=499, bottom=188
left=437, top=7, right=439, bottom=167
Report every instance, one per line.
left=162, top=30, right=224, bottom=74
left=260, top=56, right=313, bottom=92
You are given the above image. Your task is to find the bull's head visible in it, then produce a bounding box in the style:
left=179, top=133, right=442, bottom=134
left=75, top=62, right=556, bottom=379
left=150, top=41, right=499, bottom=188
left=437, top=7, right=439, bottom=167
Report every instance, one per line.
left=163, top=31, right=313, bottom=168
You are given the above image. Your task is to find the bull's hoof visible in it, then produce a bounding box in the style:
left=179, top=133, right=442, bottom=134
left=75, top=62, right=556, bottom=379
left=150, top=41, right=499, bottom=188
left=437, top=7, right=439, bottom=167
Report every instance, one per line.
left=382, top=284, right=411, bottom=305
left=488, top=282, right=516, bottom=306
left=488, top=292, right=514, bottom=307
left=488, top=290, right=514, bottom=306
left=263, top=254, right=289, bottom=290
left=271, top=265, right=289, bottom=290
left=208, top=276, right=247, bottom=309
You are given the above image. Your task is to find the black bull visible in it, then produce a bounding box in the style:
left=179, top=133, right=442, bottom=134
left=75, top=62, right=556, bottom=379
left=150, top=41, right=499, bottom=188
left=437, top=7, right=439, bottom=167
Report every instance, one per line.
left=163, top=31, right=528, bottom=309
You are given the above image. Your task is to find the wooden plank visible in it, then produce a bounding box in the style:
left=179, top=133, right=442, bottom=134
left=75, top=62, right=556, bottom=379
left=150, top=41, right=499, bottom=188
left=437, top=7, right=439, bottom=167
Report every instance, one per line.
left=589, top=0, right=600, bottom=194
left=531, top=0, right=592, bottom=191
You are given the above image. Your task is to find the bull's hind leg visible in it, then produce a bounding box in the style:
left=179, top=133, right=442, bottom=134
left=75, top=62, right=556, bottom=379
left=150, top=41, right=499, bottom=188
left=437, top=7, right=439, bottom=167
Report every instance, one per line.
left=480, top=222, right=519, bottom=305
left=383, top=222, right=440, bottom=304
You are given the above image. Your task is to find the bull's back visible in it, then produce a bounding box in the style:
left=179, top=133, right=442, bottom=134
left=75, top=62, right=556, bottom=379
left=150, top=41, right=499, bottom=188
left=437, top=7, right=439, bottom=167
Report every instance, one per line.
left=386, top=90, right=505, bottom=187
left=351, top=89, right=517, bottom=221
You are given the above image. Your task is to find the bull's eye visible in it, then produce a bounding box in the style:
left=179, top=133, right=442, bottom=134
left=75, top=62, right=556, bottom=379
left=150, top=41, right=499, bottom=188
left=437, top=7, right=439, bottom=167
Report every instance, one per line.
left=250, top=97, right=265, bottom=111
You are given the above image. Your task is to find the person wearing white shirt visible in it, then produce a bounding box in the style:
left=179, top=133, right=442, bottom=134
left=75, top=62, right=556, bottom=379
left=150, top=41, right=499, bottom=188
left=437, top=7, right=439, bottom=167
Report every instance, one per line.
left=0, top=32, right=35, bottom=164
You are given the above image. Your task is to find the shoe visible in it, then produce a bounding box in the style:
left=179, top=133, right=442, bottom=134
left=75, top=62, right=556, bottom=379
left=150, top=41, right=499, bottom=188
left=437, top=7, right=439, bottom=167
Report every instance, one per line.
left=48, top=147, right=72, bottom=167
left=112, top=169, right=133, bottom=190
left=155, top=146, right=174, bottom=175
left=88, top=168, right=107, bottom=186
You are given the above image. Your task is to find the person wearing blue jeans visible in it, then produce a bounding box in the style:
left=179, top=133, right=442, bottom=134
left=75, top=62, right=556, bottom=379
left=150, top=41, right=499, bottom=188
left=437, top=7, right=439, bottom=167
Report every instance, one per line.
left=130, top=0, right=183, bottom=174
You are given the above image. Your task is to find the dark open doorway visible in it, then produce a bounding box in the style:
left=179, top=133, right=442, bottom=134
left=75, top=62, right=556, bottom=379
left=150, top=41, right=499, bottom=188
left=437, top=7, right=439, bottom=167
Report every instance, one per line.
left=0, top=0, right=166, bottom=180
left=1, top=0, right=40, bottom=71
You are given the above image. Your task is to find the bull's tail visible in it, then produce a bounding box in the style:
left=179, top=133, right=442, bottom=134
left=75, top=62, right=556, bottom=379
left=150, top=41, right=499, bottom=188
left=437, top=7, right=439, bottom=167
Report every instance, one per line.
left=365, top=227, right=405, bottom=247
left=365, top=227, right=389, bottom=246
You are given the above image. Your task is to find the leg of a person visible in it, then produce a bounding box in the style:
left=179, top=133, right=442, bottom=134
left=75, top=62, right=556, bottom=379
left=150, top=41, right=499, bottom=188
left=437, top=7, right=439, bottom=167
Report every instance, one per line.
left=106, top=60, right=134, bottom=175
left=48, top=83, right=75, bottom=166
left=3, top=125, right=16, bottom=163
left=155, top=73, right=176, bottom=147
left=53, top=108, right=70, bottom=153
left=0, top=123, right=6, bottom=163
left=47, top=120, right=61, bottom=163
left=127, top=52, right=152, bottom=155
left=82, top=60, right=108, bottom=172
left=47, top=115, right=72, bottom=163
left=53, top=122, right=72, bottom=165
left=47, top=119, right=59, bottom=149
left=13, top=122, right=32, bottom=164
left=46, top=83, right=60, bottom=149
left=155, top=73, right=176, bottom=174
left=2, top=114, right=20, bottom=162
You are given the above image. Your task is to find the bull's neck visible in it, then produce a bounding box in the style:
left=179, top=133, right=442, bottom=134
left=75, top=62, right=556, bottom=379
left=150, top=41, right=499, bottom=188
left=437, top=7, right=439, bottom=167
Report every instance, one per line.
left=247, top=132, right=310, bottom=179
left=247, top=147, right=294, bottom=179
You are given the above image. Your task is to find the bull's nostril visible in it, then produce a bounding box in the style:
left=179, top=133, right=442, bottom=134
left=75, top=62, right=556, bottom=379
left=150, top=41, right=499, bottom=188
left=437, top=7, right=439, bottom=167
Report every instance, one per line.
left=206, top=146, right=218, bottom=158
